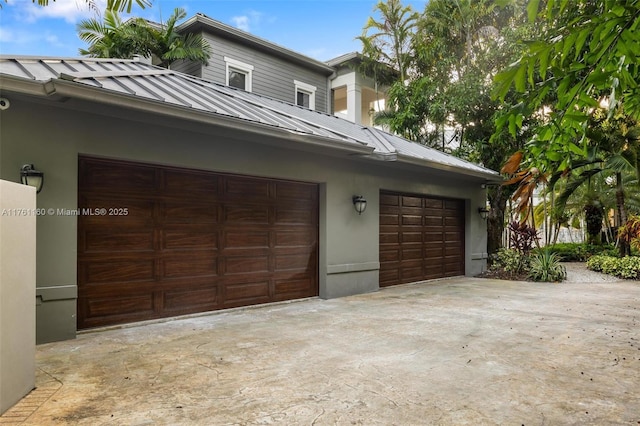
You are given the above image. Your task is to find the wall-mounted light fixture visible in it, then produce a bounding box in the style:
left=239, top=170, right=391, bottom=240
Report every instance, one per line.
left=478, top=206, right=490, bottom=220
left=352, top=195, right=367, bottom=215
left=20, top=164, right=44, bottom=193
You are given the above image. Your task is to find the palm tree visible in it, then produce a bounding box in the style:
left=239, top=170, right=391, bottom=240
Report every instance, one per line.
left=77, top=8, right=211, bottom=69
left=78, top=10, right=152, bottom=59
left=144, top=8, right=210, bottom=69
left=357, top=0, right=419, bottom=82
left=551, top=111, right=640, bottom=252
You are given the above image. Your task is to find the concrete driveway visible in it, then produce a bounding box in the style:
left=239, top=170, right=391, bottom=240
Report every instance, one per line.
left=2, top=275, right=639, bottom=425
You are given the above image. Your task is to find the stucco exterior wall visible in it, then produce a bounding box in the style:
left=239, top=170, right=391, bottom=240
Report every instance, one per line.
left=0, top=180, right=36, bottom=414
left=0, top=95, right=488, bottom=343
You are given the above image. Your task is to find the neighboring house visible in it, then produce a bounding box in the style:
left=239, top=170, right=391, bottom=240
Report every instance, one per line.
left=173, top=14, right=388, bottom=126
left=0, top=30, right=499, bottom=344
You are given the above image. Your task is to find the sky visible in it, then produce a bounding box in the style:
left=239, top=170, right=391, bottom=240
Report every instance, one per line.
left=0, top=0, right=428, bottom=62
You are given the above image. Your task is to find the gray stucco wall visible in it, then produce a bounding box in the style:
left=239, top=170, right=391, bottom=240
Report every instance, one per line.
left=0, top=94, right=488, bottom=343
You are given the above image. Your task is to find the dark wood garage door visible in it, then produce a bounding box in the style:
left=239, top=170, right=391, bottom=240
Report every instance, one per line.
left=379, top=191, right=465, bottom=287
left=77, top=157, right=318, bottom=329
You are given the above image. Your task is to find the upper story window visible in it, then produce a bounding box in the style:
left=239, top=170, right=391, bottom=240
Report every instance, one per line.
left=224, top=57, right=254, bottom=92
left=294, top=80, right=316, bottom=110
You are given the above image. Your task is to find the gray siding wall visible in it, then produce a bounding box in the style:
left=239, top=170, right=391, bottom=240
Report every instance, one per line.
left=170, top=59, right=202, bottom=78
left=200, top=32, right=329, bottom=113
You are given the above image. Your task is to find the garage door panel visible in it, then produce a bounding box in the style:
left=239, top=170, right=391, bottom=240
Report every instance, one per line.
left=402, top=215, right=423, bottom=226
left=424, top=232, right=445, bottom=242
left=223, top=230, right=269, bottom=249
left=224, top=176, right=270, bottom=199
left=79, top=159, right=157, bottom=194
left=380, top=191, right=464, bottom=287
left=401, top=232, right=422, bottom=243
left=380, top=214, right=399, bottom=225
left=425, top=247, right=444, bottom=258
left=275, top=207, right=314, bottom=224
left=424, top=208, right=444, bottom=217
left=445, top=216, right=463, bottom=225
left=275, top=252, right=314, bottom=271
left=275, top=181, right=316, bottom=201
left=275, top=230, right=315, bottom=247
left=163, top=203, right=219, bottom=224
left=163, top=254, right=217, bottom=278
left=402, top=196, right=422, bottom=207
left=445, top=232, right=462, bottom=242
left=223, top=279, right=270, bottom=305
left=380, top=249, right=399, bottom=262
left=164, top=286, right=218, bottom=311
left=163, top=170, right=219, bottom=196
left=445, top=246, right=462, bottom=256
left=85, top=294, right=155, bottom=318
left=402, top=248, right=423, bottom=260
left=82, top=230, right=155, bottom=252
left=424, top=199, right=443, bottom=208
left=400, top=258, right=423, bottom=269
left=380, top=232, right=399, bottom=244
left=83, top=260, right=156, bottom=284
left=444, top=200, right=461, bottom=209
left=224, top=205, right=270, bottom=224
left=380, top=193, right=399, bottom=206
left=380, top=267, right=399, bottom=282
left=274, top=278, right=315, bottom=296
left=163, top=228, right=217, bottom=250
left=401, top=267, right=424, bottom=280
left=78, top=157, right=318, bottom=329
left=223, top=255, right=270, bottom=275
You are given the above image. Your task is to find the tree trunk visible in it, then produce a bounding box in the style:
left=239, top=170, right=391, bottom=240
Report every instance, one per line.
left=487, top=186, right=508, bottom=256
left=584, top=202, right=603, bottom=245
left=616, top=172, right=629, bottom=256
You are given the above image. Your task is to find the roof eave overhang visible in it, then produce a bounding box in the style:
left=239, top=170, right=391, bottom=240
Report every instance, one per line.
left=0, top=76, right=375, bottom=157
left=395, top=152, right=502, bottom=182
left=177, top=15, right=335, bottom=76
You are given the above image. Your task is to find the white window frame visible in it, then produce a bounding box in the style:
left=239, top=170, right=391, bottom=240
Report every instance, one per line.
left=294, top=80, right=316, bottom=110
left=224, top=56, right=254, bottom=92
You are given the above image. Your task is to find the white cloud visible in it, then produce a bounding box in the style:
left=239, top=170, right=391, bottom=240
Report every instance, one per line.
left=230, top=10, right=265, bottom=33
left=0, top=27, right=15, bottom=43
left=231, top=15, right=250, bottom=31
left=15, top=0, right=105, bottom=24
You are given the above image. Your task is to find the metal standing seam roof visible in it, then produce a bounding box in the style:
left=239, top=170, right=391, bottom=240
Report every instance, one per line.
left=0, top=56, right=500, bottom=180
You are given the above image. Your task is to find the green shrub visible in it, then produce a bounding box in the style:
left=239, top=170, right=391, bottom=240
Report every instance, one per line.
left=544, top=243, right=617, bottom=261
left=528, top=249, right=567, bottom=282
left=490, top=248, right=529, bottom=275
left=586, top=255, right=640, bottom=279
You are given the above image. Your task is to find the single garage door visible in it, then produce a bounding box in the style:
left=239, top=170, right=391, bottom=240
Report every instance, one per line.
left=78, top=157, right=318, bottom=329
left=379, top=191, right=465, bottom=287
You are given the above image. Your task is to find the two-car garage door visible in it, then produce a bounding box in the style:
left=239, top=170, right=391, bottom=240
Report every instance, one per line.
left=77, top=158, right=465, bottom=328
left=77, top=157, right=319, bottom=329
left=379, top=191, right=465, bottom=287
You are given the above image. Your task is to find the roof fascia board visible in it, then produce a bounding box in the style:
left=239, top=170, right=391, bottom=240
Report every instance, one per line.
left=0, top=74, right=56, bottom=97
left=178, top=15, right=335, bottom=75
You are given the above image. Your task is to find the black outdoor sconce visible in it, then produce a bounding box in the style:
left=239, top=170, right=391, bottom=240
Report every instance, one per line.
left=20, top=164, right=44, bottom=193
left=352, top=195, right=367, bottom=215
left=478, top=206, right=490, bottom=220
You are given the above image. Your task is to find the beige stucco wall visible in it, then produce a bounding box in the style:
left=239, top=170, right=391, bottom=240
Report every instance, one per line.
left=0, top=180, right=36, bottom=414
left=0, top=94, right=488, bottom=342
